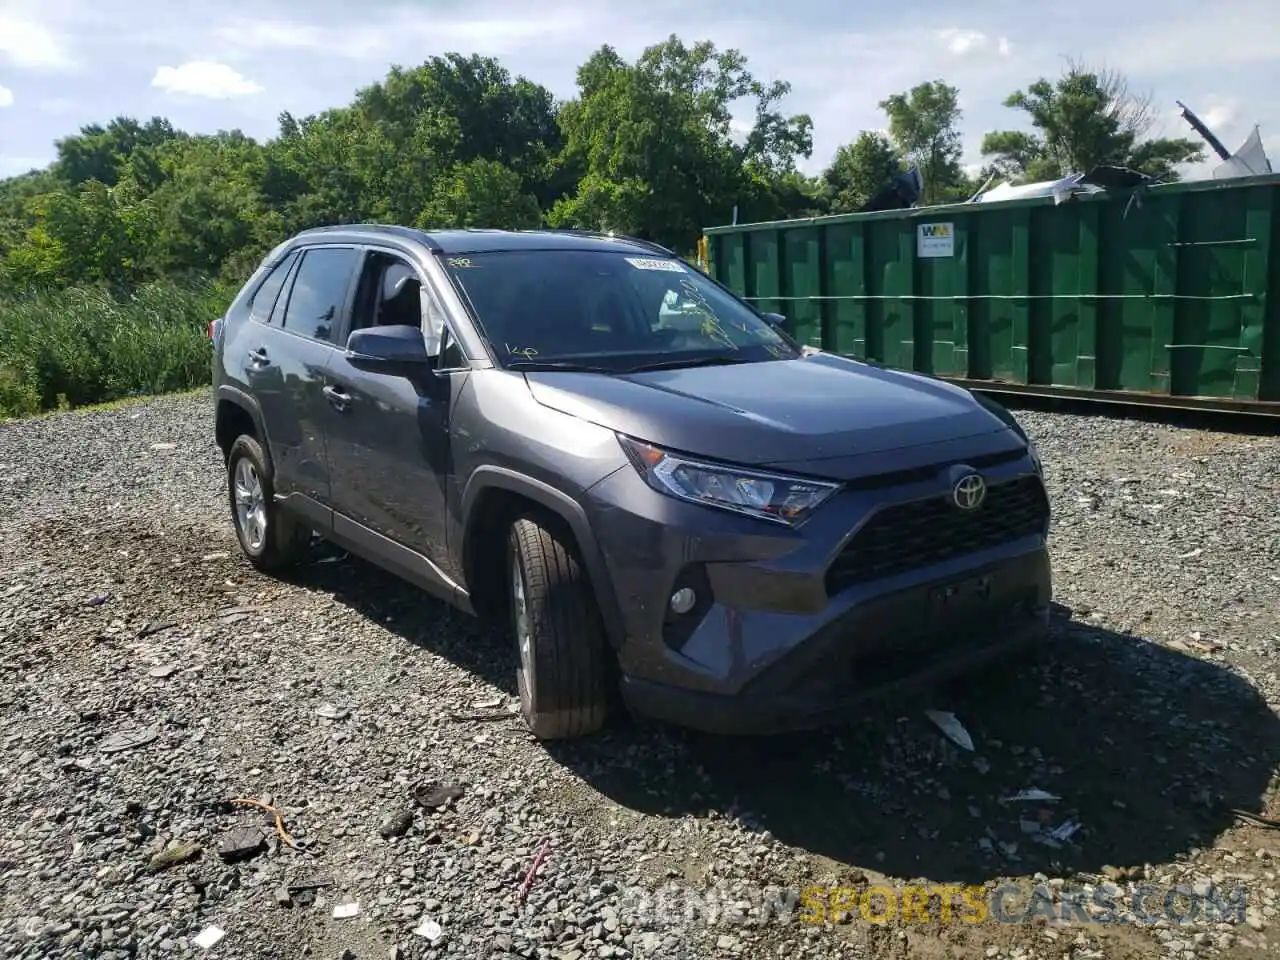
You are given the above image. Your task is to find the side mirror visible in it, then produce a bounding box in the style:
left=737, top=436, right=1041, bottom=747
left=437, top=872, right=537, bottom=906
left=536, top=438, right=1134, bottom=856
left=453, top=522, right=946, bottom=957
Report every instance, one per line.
left=346, top=325, right=431, bottom=375
left=762, top=312, right=787, bottom=330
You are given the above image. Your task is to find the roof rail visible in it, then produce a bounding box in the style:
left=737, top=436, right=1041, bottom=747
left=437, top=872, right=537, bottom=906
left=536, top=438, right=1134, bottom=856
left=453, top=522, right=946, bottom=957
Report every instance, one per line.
left=295, top=223, right=442, bottom=251
left=531, top=228, right=678, bottom=258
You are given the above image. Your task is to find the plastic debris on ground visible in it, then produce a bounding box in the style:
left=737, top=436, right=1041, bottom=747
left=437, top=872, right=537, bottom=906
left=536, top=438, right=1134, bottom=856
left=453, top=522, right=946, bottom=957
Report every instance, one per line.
left=924, top=710, right=974, bottom=751
left=193, top=926, right=225, bottom=949
left=413, top=918, right=444, bottom=942
left=999, top=788, right=1061, bottom=804
left=333, top=902, right=360, bottom=919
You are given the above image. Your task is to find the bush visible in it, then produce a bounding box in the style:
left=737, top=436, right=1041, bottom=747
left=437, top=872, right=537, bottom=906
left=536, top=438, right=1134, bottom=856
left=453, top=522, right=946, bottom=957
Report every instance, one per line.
left=0, top=278, right=233, bottom=417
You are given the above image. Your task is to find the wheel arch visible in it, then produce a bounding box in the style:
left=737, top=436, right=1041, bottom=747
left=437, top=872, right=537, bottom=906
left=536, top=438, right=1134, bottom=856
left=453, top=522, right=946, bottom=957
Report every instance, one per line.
left=459, top=467, right=626, bottom=649
left=215, top=385, right=272, bottom=473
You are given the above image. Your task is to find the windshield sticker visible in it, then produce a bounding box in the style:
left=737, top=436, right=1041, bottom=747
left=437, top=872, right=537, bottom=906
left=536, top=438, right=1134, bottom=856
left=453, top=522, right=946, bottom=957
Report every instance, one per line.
left=626, top=257, right=686, bottom=273
left=447, top=257, right=475, bottom=269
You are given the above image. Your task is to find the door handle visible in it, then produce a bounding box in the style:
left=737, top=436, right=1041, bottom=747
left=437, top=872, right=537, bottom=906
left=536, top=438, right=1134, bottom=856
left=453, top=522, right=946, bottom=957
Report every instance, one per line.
left=248, top=346, right=270, bottom=367
left=323, top=385, right=352, bottom=412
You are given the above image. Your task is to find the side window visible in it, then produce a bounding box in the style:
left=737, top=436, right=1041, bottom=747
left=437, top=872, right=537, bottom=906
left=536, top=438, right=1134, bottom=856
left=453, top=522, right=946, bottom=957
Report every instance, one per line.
left=248, top=252, right=297, bottom=324
left=438, top=326, right=466, bottom=370
left=281, top=247, right=361, bottom=344
left=350, top=252, right=423, bottom=334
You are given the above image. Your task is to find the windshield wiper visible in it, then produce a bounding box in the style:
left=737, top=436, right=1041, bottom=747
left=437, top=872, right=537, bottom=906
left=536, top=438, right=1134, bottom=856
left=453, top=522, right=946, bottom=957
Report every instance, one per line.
left=506, top=360, right=616, bottom=373
left=622, top=355, right=754, bottom=373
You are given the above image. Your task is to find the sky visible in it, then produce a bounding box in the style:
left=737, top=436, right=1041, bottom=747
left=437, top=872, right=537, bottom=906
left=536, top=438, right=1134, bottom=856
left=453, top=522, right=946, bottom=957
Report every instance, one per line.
left=1, top=0, right=1278, bottom=183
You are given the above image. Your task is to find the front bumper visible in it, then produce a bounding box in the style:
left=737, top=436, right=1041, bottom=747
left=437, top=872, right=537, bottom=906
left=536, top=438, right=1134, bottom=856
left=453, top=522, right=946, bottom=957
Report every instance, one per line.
left=620, top=562, right=1050, bottom=736
left=582, top=446, right=1052, bottom=735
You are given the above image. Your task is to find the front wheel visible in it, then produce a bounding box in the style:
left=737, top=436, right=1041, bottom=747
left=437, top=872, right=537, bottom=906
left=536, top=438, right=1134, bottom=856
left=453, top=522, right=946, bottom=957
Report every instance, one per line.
left=226, top=434, right=308, bottom=573
left=507, top=516, right=612, bottom=740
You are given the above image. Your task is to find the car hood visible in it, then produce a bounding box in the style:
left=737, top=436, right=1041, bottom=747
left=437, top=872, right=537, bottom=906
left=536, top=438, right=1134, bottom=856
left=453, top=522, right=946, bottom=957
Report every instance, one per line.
left=523, top=353, right=1023, bottom=480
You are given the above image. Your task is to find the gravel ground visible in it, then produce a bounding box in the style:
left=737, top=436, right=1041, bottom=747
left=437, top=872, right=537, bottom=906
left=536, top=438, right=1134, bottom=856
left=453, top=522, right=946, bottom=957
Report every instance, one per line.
left=2, top=389, right=1280, bottom=960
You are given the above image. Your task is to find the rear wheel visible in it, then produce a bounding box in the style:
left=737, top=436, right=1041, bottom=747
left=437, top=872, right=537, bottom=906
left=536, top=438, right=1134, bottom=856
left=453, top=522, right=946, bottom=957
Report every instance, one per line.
left=507, top=516, right=612, bottom=740
left=226, top=434, right=308, bottom=572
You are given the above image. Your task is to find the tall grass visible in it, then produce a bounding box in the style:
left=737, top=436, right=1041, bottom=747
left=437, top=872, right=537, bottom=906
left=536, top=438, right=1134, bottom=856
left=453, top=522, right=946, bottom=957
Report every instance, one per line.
left=0, top=279, right=233, bottom=418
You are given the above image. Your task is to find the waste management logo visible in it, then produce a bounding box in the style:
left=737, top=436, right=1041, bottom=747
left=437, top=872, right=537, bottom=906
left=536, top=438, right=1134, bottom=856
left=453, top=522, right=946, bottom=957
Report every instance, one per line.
left=613, top=880, right=1249, bottom=928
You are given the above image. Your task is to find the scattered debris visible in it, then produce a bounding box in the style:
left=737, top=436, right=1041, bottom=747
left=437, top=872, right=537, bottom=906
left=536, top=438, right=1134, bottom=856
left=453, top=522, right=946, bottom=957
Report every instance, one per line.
left=148, top=664, right=179, bottom=679
left=413, top=782, right=465, bottom=809
left=333, top=902, right=360, bottom=919
left=413, top=917, right=444, bottom=942
left=230, top=797, right=297, bottom=848
left=474, top=696, right=504, bottom=710
left=1000, top=788, right=1061, bottom=804
left=149, top=840, right=201, bottom=871
left=217, top=826, right=266, bottom=862
left=924, top=710, right=974, bottom=751
left=150, top=442, right=177, bottom=451
left=449, top=710, right=514, bottom=723
left=85, top=594, right=111, bottom=606
left=273, top=887, right=293, bottom=908
left=137, top=620, right=177, bottom=638
left=1231, top=808, right=1280, bottom=830
left=201, top=552, right=229, bottom=561
left=193, top=925, right=225, bottom=949
left=315, top=704, right=350, bottom=721
left=99, top=727, right=159, bottom=754
left=1034, top=820, right=1083, bottom=848
left=517, top=838, right=552, bottom=909
left=379, top=809, right=414, bottom=839
left=1178, top=548, right=1203, bottom=560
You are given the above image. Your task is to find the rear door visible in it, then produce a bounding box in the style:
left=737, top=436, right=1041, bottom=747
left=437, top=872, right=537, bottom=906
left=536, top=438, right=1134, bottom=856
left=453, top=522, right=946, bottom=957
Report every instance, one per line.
left=245, top=244, right=362, bottom=512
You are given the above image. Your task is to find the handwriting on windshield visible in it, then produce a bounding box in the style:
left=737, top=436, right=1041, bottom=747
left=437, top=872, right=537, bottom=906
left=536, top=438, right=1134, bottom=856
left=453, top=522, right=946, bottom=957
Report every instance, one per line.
left=506, top=344, right=539, bottom=359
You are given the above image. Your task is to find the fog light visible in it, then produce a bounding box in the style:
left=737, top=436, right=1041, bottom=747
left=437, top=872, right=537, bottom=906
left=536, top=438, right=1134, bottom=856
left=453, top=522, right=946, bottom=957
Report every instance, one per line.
left=669, top=587, right=697, bottom=615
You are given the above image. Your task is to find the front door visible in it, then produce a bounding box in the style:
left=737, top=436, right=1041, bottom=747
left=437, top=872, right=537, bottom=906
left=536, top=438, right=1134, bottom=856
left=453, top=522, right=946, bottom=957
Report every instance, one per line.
left=242, top=245, right=360, bottom=508
left=322, top=248, right=465, bottom=586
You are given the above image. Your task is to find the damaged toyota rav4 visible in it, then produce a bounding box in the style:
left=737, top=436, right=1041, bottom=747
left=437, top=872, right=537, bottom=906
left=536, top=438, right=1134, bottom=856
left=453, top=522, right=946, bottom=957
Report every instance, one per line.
left=211, top=225, right=1052, bottom=740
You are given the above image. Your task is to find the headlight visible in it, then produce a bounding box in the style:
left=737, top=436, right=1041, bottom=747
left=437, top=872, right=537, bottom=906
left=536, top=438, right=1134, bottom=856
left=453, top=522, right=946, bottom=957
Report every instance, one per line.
left=617, top=435, right=841, bottom=526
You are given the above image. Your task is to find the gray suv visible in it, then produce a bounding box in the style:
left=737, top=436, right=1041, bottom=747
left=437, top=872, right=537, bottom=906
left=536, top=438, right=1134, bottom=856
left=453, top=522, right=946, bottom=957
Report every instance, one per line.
left=211, top=225, right=1052, bottom=740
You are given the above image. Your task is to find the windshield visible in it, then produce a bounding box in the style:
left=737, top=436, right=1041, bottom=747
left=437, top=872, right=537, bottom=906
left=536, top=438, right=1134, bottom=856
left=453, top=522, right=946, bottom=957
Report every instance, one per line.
left=439, top=249, right=800, bottom=371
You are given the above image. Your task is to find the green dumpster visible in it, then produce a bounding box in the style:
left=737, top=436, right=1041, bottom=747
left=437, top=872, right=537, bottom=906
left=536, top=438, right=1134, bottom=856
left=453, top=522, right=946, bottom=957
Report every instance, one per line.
left=703, top=172, right=1280, bottom=414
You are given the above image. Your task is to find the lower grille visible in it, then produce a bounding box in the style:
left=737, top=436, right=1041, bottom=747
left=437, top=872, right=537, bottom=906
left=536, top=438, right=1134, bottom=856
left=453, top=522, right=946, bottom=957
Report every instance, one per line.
left=825, top=476, right=1049, bottom=595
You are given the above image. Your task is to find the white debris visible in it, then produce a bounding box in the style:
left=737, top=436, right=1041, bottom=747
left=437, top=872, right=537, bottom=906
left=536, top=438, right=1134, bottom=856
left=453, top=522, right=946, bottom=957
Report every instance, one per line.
left=924, top=710, right=974, bottom=751
left=332, top=902, right=360, bottom=919
left=193, top=926, right=225, bottom=949
left=413, top=917, right=444, bottom=942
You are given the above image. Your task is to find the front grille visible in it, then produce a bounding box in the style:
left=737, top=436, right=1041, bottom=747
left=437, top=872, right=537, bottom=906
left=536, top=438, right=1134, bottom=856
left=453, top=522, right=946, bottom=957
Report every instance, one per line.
left=825, top=476, right=1049, bottom=595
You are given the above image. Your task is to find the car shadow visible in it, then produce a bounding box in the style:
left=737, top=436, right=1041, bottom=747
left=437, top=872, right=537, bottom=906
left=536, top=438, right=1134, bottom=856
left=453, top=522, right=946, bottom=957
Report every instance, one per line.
left=285, top=552, right=1280, bottom=885
left=548, top=608, right=1280, bottom=884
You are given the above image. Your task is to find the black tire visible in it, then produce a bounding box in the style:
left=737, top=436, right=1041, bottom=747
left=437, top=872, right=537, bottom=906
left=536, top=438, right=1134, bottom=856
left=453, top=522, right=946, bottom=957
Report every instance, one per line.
left=226, top=434, right=308, bottom=573
left=507, top=516, right=612, bottom=740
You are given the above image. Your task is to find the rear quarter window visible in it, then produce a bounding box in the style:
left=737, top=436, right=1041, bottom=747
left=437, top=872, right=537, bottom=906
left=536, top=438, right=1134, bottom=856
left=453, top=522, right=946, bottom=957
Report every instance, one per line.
left=248, top=252, right=298, bottom=323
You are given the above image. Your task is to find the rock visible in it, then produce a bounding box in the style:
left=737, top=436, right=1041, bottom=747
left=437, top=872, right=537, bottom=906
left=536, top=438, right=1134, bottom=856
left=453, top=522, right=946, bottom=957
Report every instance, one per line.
left=379, top=809, right=414, bottom=838
left=217, top=827, right=266, bottom=862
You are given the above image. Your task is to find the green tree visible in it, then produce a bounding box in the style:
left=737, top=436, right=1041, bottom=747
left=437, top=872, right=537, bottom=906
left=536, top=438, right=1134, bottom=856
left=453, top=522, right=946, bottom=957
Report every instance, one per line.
left=53, top=117, right=182, bottom=187
left=416, top=158, right=542, bottom=229
left=822, top=132, right=904, bottom=212
left=878, top=81, right=966, bottom=204
left=981, top=60, right=1205, bottom=182
left=551, top=36, right=813, bottom=251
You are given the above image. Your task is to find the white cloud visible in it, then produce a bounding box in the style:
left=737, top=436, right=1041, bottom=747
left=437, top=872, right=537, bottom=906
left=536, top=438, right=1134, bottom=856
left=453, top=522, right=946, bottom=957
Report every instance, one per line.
left=0, top=84, right=13, bottom=107
left=151, top=61, right=263, bottom=99
left=937, top=28, right=1012, bottom=58
left=0, top=14, right=74, bottom=69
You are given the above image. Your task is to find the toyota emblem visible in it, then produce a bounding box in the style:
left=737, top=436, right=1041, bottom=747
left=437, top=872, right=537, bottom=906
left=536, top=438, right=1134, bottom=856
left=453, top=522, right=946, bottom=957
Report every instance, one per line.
left=952, top=473, right=986, bottom=510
